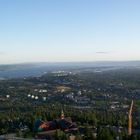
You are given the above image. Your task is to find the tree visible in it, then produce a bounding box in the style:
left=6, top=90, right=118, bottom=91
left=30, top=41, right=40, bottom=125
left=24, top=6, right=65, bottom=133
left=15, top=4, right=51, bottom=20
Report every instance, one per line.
left=97, top=128, right=113, bottom=140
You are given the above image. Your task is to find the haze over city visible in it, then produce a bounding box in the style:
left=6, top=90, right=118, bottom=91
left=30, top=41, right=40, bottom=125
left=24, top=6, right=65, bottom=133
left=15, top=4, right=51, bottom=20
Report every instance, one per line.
left=0, top=0, right=140, bottom=64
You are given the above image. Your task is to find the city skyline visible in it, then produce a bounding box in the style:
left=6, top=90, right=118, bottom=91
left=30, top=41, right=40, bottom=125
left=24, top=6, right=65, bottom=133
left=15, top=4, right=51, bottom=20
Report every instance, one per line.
left=0, top=0, right=140, bottom=64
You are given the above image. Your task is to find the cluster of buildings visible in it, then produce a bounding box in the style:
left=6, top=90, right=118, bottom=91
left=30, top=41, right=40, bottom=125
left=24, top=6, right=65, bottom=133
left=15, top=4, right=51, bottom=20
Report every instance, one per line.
left=34, top=110, right=78, bottom=139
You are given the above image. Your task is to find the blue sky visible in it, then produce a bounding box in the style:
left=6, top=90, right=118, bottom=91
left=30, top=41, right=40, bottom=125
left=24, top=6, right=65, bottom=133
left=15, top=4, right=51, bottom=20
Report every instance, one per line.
left=0, top=0, right=140, bottom=64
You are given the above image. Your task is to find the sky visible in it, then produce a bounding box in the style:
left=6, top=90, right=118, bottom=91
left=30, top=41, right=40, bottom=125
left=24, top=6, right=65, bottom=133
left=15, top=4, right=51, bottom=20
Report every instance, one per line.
left=0, top=0, right=140, bottom=64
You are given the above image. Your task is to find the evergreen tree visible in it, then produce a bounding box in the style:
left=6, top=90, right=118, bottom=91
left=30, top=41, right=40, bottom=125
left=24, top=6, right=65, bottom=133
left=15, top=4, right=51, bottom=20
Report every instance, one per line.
left=97, top=128, right=113, bottom=140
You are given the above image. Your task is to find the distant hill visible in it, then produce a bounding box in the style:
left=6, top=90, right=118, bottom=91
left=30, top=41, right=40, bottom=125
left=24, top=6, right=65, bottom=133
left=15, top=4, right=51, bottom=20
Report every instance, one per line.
left=0, top=61, right=140, bottom=78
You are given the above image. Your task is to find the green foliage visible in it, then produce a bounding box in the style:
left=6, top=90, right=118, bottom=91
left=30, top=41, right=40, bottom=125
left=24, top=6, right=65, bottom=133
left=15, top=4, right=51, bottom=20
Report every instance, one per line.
left=53, top=130, right=68, bottom=140
left=97, top=128, right=113, bottom=140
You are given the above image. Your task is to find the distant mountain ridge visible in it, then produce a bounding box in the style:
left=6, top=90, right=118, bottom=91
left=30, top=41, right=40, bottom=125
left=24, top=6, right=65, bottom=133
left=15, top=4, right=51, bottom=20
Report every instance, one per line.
left=0, top=61, right=140, bottom=78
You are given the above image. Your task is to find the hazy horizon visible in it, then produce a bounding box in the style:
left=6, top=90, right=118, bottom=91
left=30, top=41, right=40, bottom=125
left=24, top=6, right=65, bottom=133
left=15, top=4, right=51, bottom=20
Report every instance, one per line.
left=0, top=0, right=140, bottom=64
left=1, top=60, right=140, bottom=66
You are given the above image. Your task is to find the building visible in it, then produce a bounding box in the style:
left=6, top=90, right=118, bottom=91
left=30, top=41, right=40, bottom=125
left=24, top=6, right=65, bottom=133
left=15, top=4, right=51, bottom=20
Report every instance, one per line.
left=34, top=110, right=78, bottom=139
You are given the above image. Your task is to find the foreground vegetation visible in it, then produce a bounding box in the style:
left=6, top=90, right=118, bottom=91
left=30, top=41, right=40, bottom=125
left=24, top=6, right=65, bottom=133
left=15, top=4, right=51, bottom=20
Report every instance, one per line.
left=0, top=67, right=140, bottom=139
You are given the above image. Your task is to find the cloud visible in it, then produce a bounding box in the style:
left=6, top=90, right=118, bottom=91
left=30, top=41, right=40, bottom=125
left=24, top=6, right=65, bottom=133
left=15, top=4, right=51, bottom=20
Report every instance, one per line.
left=96, top=51, right=110, bottom=54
